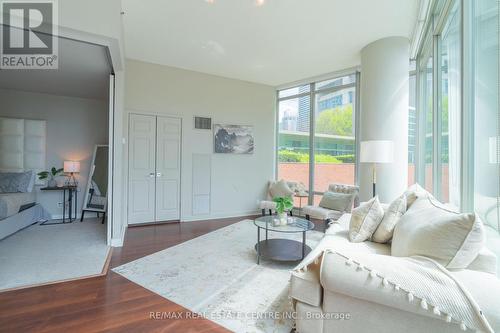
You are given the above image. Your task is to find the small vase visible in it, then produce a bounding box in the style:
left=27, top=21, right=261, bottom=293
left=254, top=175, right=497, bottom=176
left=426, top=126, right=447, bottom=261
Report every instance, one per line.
left=48, top=179, right=57, bottom=187
left=278, top=212, right=287, bottom=225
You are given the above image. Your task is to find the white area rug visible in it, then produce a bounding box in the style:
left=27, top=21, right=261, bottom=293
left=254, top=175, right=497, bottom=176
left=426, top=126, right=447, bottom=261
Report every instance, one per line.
left=113, top=219, right=323, bottom=333
left=0, top=219, right=109, bottom=290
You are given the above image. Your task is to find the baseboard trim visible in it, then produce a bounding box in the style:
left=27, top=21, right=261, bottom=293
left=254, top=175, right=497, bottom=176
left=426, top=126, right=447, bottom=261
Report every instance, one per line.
left=181, top=210, right=261, bottom=222
left=0, top=247, right=113, bottom=294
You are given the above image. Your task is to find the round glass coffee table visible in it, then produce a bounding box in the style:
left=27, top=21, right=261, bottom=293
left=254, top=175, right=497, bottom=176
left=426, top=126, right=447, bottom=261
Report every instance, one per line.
left=253, top=215, right=315, bottom=264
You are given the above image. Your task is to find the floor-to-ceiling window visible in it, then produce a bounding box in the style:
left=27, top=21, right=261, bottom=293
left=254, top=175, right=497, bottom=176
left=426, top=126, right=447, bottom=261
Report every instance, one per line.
left=418, top=50, right=434, bottom=193
left=440, top=0, right=461, bottom=207
left=415, top=0, right=462, bottom=206
left=277, top=85, right=311, bottom=206
left=409, top=62, right=417, bottom=186
left=277, top=73, right=358, bottom=205
left=413, top=0, right=499, bottom=268
left=472, top=0, right=499, bottom=261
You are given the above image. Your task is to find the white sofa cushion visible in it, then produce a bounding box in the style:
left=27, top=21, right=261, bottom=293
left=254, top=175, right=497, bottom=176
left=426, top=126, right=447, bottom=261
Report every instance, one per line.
left=392, top=196, right=485, bottom=269
left=348, top=196, right=384, bottom=243
left=467, top=247, right=498, bottom=275
left=372, top=195, right=407, bottom=244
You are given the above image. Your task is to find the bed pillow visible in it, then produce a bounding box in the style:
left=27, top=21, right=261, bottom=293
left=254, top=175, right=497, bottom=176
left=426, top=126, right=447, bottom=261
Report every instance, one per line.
left=348, top=196, right=384, bottom=243
left=392, top=196, right=485, bottom=269
left=319, top=192, right=354, bottom=212
left=269, top=179, right=294, bottom=198
left=0, top=171, right=33, bottom=193
left=372, top=195, right=406, bottom=243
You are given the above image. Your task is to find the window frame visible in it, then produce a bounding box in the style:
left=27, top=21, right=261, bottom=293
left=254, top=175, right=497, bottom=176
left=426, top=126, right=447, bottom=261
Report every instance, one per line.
left=276, top=72, right=360, bottom=204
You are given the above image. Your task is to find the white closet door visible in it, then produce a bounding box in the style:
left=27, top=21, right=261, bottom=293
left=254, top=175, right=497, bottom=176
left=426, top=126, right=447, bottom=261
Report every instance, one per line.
left=128, top=114, right=157, bottom=224
left=155, top=116, right=181, bottom=221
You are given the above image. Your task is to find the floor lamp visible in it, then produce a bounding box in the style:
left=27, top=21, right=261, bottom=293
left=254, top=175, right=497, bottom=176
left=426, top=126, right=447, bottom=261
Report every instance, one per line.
left=360, top=140, right=394, bottom=197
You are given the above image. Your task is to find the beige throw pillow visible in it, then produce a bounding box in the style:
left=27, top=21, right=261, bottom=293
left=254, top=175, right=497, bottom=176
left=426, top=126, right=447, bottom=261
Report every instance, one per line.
left=269, top=179, right=294, bottom=198
left=348, top=196, right=384, bottom=243
left=392, top=196, right=485, bottom=269
left=372, top=195, right=407, bottom=243
left=319, top=192, right=353, bottom=211
left=404, top=183, right=432, bottom=209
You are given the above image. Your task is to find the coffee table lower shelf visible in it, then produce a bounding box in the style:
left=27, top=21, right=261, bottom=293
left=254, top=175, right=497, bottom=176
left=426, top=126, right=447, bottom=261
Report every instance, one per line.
left=254, top=239, right=312, bottom=263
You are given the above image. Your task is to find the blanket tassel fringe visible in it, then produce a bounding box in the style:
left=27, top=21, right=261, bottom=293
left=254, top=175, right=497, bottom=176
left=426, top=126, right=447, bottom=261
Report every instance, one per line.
left=293, top=250, right=473, bottom=332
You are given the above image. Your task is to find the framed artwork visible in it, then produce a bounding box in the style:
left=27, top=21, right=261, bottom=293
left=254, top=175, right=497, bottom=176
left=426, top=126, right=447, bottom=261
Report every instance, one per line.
left=214, top=124, right=254, bottom=154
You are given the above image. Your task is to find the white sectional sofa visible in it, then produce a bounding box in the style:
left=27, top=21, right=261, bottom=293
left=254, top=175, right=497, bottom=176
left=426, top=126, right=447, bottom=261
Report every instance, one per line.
left=290, top=214, right=500, bottom=333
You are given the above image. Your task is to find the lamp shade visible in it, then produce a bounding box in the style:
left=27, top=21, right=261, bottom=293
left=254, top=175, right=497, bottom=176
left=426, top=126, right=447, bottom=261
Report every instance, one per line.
left=360, top=140, right=394, bottom=163
left=64, top=161, right=80, bottom=173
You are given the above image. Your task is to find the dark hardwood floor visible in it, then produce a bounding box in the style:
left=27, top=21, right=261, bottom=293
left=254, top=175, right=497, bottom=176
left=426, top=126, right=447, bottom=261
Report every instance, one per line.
left=0, top=215, right=268, bottom=333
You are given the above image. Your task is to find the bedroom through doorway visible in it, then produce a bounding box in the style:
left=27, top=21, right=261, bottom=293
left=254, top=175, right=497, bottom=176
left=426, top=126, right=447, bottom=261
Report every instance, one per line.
left=0, top=36, right=115, bottom=291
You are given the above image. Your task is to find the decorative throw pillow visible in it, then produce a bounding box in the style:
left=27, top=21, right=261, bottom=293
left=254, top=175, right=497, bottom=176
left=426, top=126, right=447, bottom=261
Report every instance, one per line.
left=372, top=195, right=407, bottom=243
left=269, top=179, right=294, bottom=198
left=404, top=183, right=431, bottom=208
left=392, top=196, right=485, bottom=269
left=319, top=192, right=353, bottom=212
left=348, top=196, right=384, bottom=243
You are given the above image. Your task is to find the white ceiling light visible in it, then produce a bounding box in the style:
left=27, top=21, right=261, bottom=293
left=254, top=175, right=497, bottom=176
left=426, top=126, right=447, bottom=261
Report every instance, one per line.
left=255, top=0, right=265, bottom=6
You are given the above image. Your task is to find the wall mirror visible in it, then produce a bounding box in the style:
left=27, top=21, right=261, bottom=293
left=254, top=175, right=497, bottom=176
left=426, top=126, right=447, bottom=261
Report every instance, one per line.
left=81, top=145, right=108, bottom=223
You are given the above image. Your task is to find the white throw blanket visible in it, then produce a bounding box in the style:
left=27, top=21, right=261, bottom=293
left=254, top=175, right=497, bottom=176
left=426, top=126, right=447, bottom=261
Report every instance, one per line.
left=294, top=250, right=493, bottom=333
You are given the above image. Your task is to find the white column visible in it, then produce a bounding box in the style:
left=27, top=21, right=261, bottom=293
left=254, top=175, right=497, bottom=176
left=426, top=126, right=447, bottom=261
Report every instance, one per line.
left=359, top=37, right=409, bottom=202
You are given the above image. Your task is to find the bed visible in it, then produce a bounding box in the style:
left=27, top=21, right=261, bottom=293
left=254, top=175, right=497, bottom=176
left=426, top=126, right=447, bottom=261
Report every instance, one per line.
left=0, top=180, right=51, bottom=240
left=0, top=192, right=36, bottom=220
left=0, top=117, right=49, bottom=240
left=0, top=203, right=50, bottom=240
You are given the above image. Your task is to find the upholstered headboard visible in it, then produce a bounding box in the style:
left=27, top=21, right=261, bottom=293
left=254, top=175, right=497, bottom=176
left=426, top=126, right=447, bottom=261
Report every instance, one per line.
left=0, top=117, right=46, bottom=185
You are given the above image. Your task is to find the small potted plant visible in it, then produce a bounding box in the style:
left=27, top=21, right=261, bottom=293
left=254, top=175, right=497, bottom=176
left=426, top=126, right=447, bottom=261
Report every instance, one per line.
left=273, top=196, right=293, bottom=225
left=38, top=167, right=64, bottom=187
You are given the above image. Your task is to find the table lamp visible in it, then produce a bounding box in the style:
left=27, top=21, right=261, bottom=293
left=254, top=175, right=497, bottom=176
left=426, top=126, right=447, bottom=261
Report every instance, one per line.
left=64, top=161, right=80, bottom=186
left=360, top=140, right=394, bottom=197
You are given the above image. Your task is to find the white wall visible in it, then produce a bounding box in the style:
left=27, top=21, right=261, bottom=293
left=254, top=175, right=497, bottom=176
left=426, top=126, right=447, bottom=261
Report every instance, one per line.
left=125, top=60, right=276, bottom=221
left=0, top=89, right=108, bottom=218
left=359, top=37, right=409, bottom=202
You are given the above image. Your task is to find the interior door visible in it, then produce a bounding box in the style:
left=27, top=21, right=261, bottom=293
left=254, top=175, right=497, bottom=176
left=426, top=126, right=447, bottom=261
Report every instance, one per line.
left=128, top=114, right=157, bottom=224
left=155, top=116, right=181, bottom=221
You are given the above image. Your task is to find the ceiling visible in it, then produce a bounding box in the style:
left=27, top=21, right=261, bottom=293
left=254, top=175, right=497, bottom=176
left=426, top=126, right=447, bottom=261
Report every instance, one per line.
left=122, top=0, right=418, bottom=86
left=0, top=37, right=112, bottom=100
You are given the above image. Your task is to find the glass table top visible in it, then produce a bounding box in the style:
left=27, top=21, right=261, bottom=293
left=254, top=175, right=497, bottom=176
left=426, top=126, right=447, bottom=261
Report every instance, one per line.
left=254, top=215, right=315, bottom=233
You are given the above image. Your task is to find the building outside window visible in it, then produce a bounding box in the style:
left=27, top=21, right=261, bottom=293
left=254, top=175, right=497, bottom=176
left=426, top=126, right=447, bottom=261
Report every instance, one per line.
left=277, top=73, right=358, bottom=205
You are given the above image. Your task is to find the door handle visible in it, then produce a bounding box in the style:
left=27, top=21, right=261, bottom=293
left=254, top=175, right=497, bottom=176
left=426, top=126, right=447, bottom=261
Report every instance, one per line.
left=149, top=172, right=155, bottom=177
left=157, top=172, right=162, bottom=177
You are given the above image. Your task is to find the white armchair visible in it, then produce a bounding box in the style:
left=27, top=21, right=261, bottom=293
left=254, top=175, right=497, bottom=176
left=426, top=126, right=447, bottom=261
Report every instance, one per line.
left=303, top=184, right=359, bottom=229
left=259, top=180, right=308, bottom=216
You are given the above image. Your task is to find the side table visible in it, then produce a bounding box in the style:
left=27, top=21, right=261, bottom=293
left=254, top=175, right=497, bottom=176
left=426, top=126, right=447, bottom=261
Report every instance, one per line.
left=40, top=186, right=78, bottom=225
left=295, top=193, right=309, bottom=216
